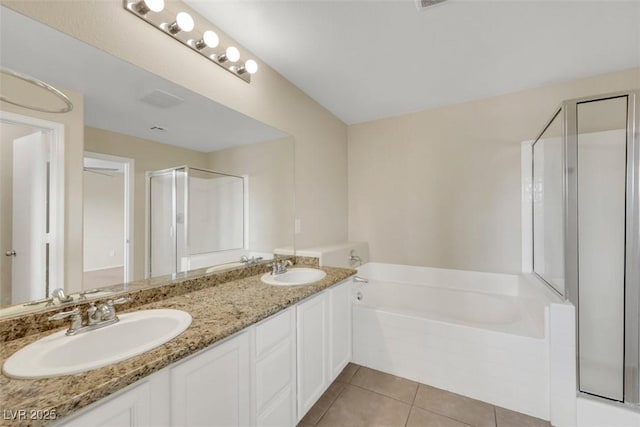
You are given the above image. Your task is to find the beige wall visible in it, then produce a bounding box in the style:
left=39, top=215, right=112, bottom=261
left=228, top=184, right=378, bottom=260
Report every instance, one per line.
left=208, top=137, right=295, bottom=254
left=0, top=83, right=84, bottom=294
left=85, top=126, right=210, bottom=280
left=4, top=0, right=349, bottom=252
left=348, top=68, right=640, bottom=274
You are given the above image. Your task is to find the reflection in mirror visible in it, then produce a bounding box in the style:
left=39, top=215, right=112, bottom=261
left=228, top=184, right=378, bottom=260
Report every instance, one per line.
left=0, top=121, right=50, bottom=304
left=148, top=167, right=246, bottom=277
left=532, top=109, right=564, bottom=295
left=0, top=6, right=295, bottom=316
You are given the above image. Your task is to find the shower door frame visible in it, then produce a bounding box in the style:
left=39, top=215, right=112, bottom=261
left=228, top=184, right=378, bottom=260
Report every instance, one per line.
left=563, top=90, right=640, bottom=406
left=146, top=166, right=246, bottom=278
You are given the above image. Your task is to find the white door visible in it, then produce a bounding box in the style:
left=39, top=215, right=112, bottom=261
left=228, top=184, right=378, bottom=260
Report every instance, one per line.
left=11, top=131, right=47, bottom=302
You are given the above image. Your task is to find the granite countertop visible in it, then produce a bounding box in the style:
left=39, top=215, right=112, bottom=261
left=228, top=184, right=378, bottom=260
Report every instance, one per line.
left=0, top=266, right=355, bottom=426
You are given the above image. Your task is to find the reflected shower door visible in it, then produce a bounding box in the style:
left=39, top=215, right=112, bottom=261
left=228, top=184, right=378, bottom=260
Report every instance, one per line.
left=576, top=96, right=628, bottom=401
left=149, top=170, right=176, bottom=277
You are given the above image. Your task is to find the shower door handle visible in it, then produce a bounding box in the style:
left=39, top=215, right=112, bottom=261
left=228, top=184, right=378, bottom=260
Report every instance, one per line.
left=5, top=250, right=16, bottom=257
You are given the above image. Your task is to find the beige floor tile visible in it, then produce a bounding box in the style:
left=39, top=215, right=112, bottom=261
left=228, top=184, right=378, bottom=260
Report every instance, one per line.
left=413, top=384, right=496, bottom=427
left=407, top=407, right=473, bottom=427
left=316, top=384, right=411, bottom=427
left=299, top=381, right=346, bottom=425
left=495, top=407, right=551, bottom=427
left=335, top=362, right=361, bottom=383
left=350, top=366, right=419, bottom=403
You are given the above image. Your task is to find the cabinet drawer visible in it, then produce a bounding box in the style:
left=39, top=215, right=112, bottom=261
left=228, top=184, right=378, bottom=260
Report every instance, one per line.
left=256, top=308, right=292, bottom=357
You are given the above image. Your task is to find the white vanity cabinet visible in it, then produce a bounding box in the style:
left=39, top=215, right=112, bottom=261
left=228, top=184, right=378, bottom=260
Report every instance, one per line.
left=328, top=279, right=352, bottom=379
left=296, top=279, right=352, bottom=421
left=53, top=370, right=170, bottom=427
left=54, top=277, right=353, bottom=427
left=253, top=308, right=296, bottom=426
left=170, top=332, right=250, bottom=427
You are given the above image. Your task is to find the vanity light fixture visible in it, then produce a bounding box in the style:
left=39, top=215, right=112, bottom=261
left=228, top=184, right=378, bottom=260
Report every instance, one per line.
left=194, top=30, right=219, bottom=50
left=217, top=46, right=240, bottom=63
left=123, top=1, right=257, bottom=83
left=134, top=0, right=164, bottom=15
left=236, top=59, right=258, bottom=75
left=167, top=11, right=195, bottom=34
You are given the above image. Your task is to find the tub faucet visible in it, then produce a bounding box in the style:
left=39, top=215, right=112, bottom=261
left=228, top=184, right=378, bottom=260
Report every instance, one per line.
left=349, top=250, right=362, bottom=267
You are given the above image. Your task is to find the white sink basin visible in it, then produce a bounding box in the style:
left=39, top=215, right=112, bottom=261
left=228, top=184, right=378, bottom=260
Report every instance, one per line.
left=3, top=309, right=192, bottom=379
left=261, top=268, right=327, bottom=286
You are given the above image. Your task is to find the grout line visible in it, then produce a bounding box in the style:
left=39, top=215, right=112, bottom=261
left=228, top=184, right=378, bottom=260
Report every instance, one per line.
left=411, top=383, right=420, bottom=406
left=348, top=382, right=415, bottom=406
left=404, top=405, right=412, bottom=427
left=347, top=365, right=361, bottom=383
left=494, top=405, right=498, bottom=427
left=315, top=380, right=349, bottom=426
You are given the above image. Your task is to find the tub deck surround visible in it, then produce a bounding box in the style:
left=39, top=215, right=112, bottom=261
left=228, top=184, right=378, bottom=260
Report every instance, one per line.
left=352, top=262, right=557, bottom=420
left=0, top=265, right=355, bottom=426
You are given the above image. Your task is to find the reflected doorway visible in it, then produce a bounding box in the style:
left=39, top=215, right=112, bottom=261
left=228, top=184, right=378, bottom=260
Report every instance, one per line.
left=0, top=111, right=64, bottom=306
left=83, top=152, right=134, bottom=288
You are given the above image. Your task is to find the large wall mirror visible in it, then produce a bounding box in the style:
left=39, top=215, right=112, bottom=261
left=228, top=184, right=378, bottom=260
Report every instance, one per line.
left=0, top=7, right=295, bottom=315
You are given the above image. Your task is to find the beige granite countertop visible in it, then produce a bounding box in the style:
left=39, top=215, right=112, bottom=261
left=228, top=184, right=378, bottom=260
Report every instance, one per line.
left=0, top=266, right=355, bottom=426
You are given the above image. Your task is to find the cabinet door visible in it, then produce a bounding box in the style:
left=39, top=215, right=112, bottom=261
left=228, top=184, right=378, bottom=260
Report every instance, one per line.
left=296, top=292, right=328, bottom=420
left=254, top=309, right=296, bottom=426
left=329, top=280, right=352, bottom=380
left=55, top=370, right=169, bottom=427
left=171, top=333, right=250, bottom=427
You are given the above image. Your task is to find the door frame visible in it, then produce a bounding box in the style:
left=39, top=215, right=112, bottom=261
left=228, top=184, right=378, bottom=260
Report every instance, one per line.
left=0, top=110, right=65, bottom=297
left=83, top=151, right=135, bottom=283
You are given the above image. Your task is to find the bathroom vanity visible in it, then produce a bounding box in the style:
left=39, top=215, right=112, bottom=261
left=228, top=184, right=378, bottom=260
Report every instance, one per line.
left=0, top=264, right=354, bottom=427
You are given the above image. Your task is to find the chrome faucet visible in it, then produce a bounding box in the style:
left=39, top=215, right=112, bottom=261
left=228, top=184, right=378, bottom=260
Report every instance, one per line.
left=240, top=255, right=263, bottom=265
left=48, top=297, right=129, bottom=336
left=349, top=250, right=362, bottom=267
left=51, top=287, right=74, bottom=303
left=270, top=259, right=293, bottom=275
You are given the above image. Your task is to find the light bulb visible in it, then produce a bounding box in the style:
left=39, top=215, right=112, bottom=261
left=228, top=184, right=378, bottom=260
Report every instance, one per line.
left=195, top=30, right=219, bottom=50
left=168, top=12, right=195, bottom=34
left=244, top=59, right=258, bottom=74
left=225, top=46, right=240, bottom=63
left=134, top=0, right=164, bottom=14
left=176, top=12, right=195, bottom=32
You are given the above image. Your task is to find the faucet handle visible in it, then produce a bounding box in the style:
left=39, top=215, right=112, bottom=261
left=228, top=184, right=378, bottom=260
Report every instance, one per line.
left=48, top=307, right=80, bottom=321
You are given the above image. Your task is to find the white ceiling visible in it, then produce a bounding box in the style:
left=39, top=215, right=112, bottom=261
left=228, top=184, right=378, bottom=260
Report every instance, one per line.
left=0, top=7, right=287, bottom=152
left=187, top=0, right=640, bottom=124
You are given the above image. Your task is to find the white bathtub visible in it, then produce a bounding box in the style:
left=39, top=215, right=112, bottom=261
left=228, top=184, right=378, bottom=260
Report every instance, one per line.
left=352, top=262, right=559, bottom=420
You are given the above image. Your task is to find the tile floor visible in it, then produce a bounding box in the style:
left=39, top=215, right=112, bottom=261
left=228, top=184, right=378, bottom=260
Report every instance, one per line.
left=298, top=363, right=551, bottom=427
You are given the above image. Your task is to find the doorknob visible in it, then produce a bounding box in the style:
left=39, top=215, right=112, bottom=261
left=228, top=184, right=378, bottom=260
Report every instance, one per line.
left=5, top=250, right=16, bottom=257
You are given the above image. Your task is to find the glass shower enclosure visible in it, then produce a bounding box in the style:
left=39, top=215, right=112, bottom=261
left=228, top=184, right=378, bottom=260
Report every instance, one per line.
left=147, top=166, right=245, bottom=278
left=531, top=90, right=640, bottom=406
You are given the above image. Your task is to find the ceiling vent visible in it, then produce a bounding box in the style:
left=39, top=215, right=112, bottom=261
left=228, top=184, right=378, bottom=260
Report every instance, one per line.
left=139, top=89, right=184, bottom=109
left=415, top=0, right=448, bottom=11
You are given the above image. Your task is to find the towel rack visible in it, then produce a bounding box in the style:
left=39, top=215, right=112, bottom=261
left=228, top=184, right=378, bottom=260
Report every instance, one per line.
left=0, top=67, right=73, bottom=113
